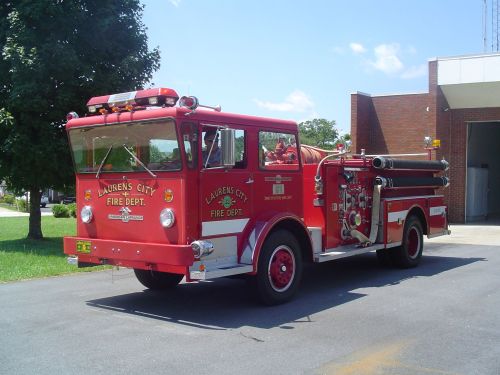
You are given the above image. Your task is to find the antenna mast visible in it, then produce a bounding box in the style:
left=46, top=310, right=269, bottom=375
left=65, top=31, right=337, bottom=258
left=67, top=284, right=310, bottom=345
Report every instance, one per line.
left=484, top=0, right=488, bottom=52
left=493, top=0, right=499, bottom=51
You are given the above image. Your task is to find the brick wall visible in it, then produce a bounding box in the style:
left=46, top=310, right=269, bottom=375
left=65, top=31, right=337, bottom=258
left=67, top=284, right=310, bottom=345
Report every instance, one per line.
left=352, top=92, right=433, bottom=155
left=351, top=93, right=372, bottom=153
left=369, top=93, right=432, bottom=155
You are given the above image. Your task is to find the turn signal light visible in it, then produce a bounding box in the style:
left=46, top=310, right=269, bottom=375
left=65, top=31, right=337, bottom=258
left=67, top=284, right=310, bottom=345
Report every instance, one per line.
left=164, top=189, right=174, bottom=203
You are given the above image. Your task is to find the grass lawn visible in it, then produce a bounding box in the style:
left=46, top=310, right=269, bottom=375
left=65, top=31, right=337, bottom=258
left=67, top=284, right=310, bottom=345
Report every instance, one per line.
left=0, top=216, right=107, bottom=282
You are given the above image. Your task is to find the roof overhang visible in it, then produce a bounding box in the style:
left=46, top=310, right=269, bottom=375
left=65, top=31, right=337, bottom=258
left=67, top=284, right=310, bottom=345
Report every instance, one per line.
left=437, top=54, right=500, bottom=109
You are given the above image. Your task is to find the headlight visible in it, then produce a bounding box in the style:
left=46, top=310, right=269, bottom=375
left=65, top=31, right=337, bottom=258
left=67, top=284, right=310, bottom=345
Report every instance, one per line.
left=160, top=208, right=175, bottom=228
left=81, top=206, right=93, bottom=223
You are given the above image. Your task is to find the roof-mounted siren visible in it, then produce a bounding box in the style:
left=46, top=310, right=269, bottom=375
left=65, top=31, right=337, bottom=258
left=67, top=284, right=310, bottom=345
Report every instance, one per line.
left=86, top=88, right=179, bottom=115
left=179, top=96, right=221, bottom=115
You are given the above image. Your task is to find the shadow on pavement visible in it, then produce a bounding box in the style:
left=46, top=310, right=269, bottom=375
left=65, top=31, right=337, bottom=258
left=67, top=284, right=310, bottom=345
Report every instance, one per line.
left=86, top=243, right=485, bottom=330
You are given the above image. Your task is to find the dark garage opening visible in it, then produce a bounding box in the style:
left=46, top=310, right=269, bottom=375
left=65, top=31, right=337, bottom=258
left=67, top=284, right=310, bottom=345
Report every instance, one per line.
left=466, top=122, right=500, bottom=222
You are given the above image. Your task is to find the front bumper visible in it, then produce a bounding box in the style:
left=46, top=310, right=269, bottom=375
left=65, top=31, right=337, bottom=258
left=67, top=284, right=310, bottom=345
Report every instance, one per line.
left=64, top=236, right=194, bottom=274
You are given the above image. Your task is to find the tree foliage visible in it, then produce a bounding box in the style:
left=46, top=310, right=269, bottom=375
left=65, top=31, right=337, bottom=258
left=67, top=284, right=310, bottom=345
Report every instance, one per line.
left=335, top=133, right=351, bottom=148
left=0, top=1, right=160, bottom=239
left=298, top=118, right=340, bottom=149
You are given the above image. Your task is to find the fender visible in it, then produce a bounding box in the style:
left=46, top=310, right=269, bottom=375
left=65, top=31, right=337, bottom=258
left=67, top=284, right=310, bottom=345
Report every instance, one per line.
left=240, top=212, right=311, bottom=274
left=385, top=201, right=429, bottom=246
left=406, top=203, right=429, bottom=235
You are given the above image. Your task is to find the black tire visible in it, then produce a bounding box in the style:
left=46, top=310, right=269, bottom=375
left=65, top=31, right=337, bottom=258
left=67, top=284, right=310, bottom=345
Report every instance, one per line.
left=134, top=269, right=183, bottom=290
left=391, top=215, right=424, bottom=268
left=253, top=230, right=303, bottom=305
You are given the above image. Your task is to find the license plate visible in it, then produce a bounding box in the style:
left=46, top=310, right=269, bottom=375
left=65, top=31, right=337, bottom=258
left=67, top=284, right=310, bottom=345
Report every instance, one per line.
left=76, top=240, right=91, bottom=254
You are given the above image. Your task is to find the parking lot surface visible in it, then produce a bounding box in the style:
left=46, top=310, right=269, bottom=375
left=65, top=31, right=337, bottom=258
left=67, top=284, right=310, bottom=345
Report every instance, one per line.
left=1, top=224, right=499, bottom=375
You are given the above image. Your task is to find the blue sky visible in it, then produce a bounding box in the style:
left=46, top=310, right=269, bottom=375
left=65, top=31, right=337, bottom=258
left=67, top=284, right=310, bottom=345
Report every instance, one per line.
left=142, top=1, right=486, bottom=134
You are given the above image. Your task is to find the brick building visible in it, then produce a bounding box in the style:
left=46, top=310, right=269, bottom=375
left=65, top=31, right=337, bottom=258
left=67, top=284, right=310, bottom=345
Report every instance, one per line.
left=351, top=53, right=500, bottom=223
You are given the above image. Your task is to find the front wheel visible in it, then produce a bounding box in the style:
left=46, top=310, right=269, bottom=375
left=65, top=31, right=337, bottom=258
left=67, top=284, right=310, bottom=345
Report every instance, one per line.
left=253, top=230, right=303, bottom=305
left=134, top=269, right=183, bottom=290
left=391, top=215, right=424, bottom=268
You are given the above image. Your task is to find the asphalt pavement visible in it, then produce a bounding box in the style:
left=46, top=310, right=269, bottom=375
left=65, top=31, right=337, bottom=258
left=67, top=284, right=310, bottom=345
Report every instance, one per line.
left=1, top=224, right=499, bottom=375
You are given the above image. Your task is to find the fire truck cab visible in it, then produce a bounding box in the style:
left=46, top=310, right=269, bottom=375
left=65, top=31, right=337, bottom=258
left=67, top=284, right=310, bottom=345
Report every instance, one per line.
left=64, top=87, right=450, bottom=305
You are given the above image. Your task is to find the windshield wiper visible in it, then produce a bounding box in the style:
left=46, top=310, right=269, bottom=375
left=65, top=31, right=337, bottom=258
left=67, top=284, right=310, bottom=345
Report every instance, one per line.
left=95, top=145, right=114, bottom=179
left=122, top=144, right=157, bottom=178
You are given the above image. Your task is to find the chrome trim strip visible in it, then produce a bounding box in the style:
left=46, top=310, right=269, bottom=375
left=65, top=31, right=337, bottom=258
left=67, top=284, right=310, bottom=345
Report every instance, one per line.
left=202, top=218, right=250, bottom=236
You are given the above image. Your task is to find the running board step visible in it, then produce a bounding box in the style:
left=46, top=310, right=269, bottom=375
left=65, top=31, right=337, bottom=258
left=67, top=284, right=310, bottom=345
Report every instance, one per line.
left=314, top=243, right=386, bottom=263
left=190, top=264, right=253, bottom=280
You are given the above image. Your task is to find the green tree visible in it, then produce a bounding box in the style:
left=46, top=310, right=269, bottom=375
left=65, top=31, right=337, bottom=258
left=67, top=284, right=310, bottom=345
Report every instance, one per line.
left=298, top=118, right=339, bottom=149
left=335, top=133, right=351, bottom=148
left=0, top=1, right=160, bottom=239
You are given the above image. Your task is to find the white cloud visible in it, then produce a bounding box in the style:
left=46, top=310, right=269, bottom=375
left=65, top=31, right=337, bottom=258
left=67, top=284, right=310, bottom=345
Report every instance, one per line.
left=349, top=42, right=366, bottom=54
left=254, top=90, right=314, bottom=113
left=400, top=64, right=427, bottom=79
left=169, top=0, right=182, bottom=6
left=369, top=43, right=404, bottom=74
left=350, top=42, right=426, bottom=79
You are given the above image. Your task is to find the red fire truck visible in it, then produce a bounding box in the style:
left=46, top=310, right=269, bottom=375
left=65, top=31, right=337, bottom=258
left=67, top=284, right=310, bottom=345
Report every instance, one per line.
left=64, top=87, right=450, bottom=305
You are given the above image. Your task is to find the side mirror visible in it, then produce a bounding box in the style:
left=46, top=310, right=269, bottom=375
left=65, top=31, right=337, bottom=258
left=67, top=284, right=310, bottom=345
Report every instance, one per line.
left=220, top=128, right=235, bottom=167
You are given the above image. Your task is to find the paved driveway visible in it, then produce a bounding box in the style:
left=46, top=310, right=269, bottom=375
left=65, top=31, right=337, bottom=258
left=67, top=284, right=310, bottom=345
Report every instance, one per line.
left=1, top=224, right=499, bottom=375
left=0, top=206, right=52, bottom=217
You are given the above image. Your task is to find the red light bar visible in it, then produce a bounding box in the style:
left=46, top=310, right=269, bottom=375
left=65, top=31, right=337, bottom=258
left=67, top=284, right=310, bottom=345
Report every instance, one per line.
left=86, top=87, right=180, bottom=114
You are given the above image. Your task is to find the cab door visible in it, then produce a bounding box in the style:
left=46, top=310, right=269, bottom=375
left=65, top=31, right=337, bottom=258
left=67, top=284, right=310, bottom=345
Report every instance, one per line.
left=199, top=126, right=253, bottom=240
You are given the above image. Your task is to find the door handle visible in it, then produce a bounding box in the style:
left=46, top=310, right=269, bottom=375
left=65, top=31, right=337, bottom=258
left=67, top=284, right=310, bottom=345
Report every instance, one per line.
left=246, top=178, right=254, bottom=184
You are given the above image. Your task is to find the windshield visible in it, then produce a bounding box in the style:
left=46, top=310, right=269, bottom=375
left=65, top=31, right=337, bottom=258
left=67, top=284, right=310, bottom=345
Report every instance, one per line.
left=68, top=120, right=182, bottom=174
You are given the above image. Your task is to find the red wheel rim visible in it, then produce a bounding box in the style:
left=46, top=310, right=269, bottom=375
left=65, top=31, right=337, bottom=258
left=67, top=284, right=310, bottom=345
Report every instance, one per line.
left=407, top=226, right=420, bottom=259
left=268, top=246, right=295, bottom=292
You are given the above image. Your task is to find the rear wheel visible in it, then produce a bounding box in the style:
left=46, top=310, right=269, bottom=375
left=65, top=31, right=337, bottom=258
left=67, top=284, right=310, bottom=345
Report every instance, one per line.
left=134, top=269, right=183, bottom=290
left=391, top=215, right=424, bottom=268
left=253, top=230, right=303, bottom=305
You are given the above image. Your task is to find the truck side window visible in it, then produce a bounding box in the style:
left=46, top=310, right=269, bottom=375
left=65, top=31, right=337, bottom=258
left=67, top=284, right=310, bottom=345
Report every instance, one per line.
left=201, top=127, right=246, bottom=169
left=259, top=131, right=299, bottom=170
left=202, top=127, right=222, bottom=168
